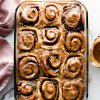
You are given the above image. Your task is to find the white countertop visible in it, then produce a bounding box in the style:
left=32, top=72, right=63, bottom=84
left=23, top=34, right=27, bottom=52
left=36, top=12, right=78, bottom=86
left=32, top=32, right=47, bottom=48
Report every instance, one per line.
left=0, top=0, right=100, bottom=100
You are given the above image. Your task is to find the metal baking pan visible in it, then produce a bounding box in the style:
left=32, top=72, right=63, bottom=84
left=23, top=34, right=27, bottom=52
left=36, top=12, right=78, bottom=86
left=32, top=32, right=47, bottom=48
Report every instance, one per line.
left=14, top=0, right=88, bottom=100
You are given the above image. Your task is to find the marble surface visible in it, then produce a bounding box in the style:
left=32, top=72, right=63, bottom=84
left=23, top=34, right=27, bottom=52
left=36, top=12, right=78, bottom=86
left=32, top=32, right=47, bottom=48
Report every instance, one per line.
left=0, top=0, right=100, bottom=100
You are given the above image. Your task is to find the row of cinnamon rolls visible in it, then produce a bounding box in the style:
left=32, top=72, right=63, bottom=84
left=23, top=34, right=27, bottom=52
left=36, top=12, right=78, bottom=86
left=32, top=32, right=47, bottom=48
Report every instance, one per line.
left=17, top=78, right=84, bottom=100
left=18, top=27, right=85, bottom=54
left=17, top=51, right=85, bottom=80
left=17, top=2, right=84, bottom=31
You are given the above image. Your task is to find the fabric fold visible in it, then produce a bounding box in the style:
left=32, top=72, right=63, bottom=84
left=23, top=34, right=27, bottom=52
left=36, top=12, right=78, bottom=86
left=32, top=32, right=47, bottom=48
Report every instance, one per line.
left=0, top=37, right=13, bottom=91
left=0, top=0, right=19, bottom=37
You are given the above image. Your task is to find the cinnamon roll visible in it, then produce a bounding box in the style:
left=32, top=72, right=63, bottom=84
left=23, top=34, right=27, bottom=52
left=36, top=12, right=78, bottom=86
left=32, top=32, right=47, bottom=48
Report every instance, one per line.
left=42, top=4, right=61, bottom=26
left=65, top=31, right=85, bottom=54
left=62, top=80, right=85, bottom=100
left=17, top=81, right=37, bottom=100
left=41, top=50, right=62, bottom=77
left=18, top=53, right=39, bottom=80
left=39, top=78, right=59, bottom=100
left=63, top=54, right=85, bottom=79
left=18, top=27, right=38, bottom=51
left=18, top=3, right=39, bottom=25
left=62, top=3, right=84, bottom=31
left=39, top=27, right=65, bottom=49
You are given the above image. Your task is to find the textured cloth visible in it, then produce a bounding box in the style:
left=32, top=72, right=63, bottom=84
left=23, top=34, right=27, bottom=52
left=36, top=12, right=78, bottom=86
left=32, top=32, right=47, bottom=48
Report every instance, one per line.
left=0, top=0, right=19, bottom=37
left=0, top=37, right=13, bottom=91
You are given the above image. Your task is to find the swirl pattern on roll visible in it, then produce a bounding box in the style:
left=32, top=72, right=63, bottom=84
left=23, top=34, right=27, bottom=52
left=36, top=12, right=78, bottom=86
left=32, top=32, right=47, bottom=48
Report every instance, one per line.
left=62, top=3, right=84, bottom=30
left=42, top=51, right=62, bottom=77
left=42, top=27, right=59, bottom=45
left=18, top=54, right=39, bottom=80
left=41, top=4, right=61, bottom=26
left=40, top=27, right=64, bottom=49
left=17, top=81, right=37, bottom=100
left=40, top=78, right=59, bottom=100
left=62, top=80, right=84, bottom=100
left=63, top=54, right=84, bottom=79
left=19, top=3, right=39, bottom=25
left=45, top=5, right=58, bottom=21
left=65, top=31, right=85, bottom=54
left=18, top=27, right=38, bottom=51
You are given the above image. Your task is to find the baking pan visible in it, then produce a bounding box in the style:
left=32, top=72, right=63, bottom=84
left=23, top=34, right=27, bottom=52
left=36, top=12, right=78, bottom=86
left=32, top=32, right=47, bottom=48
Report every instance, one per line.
left=14, top=0, right=88, bottom=100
